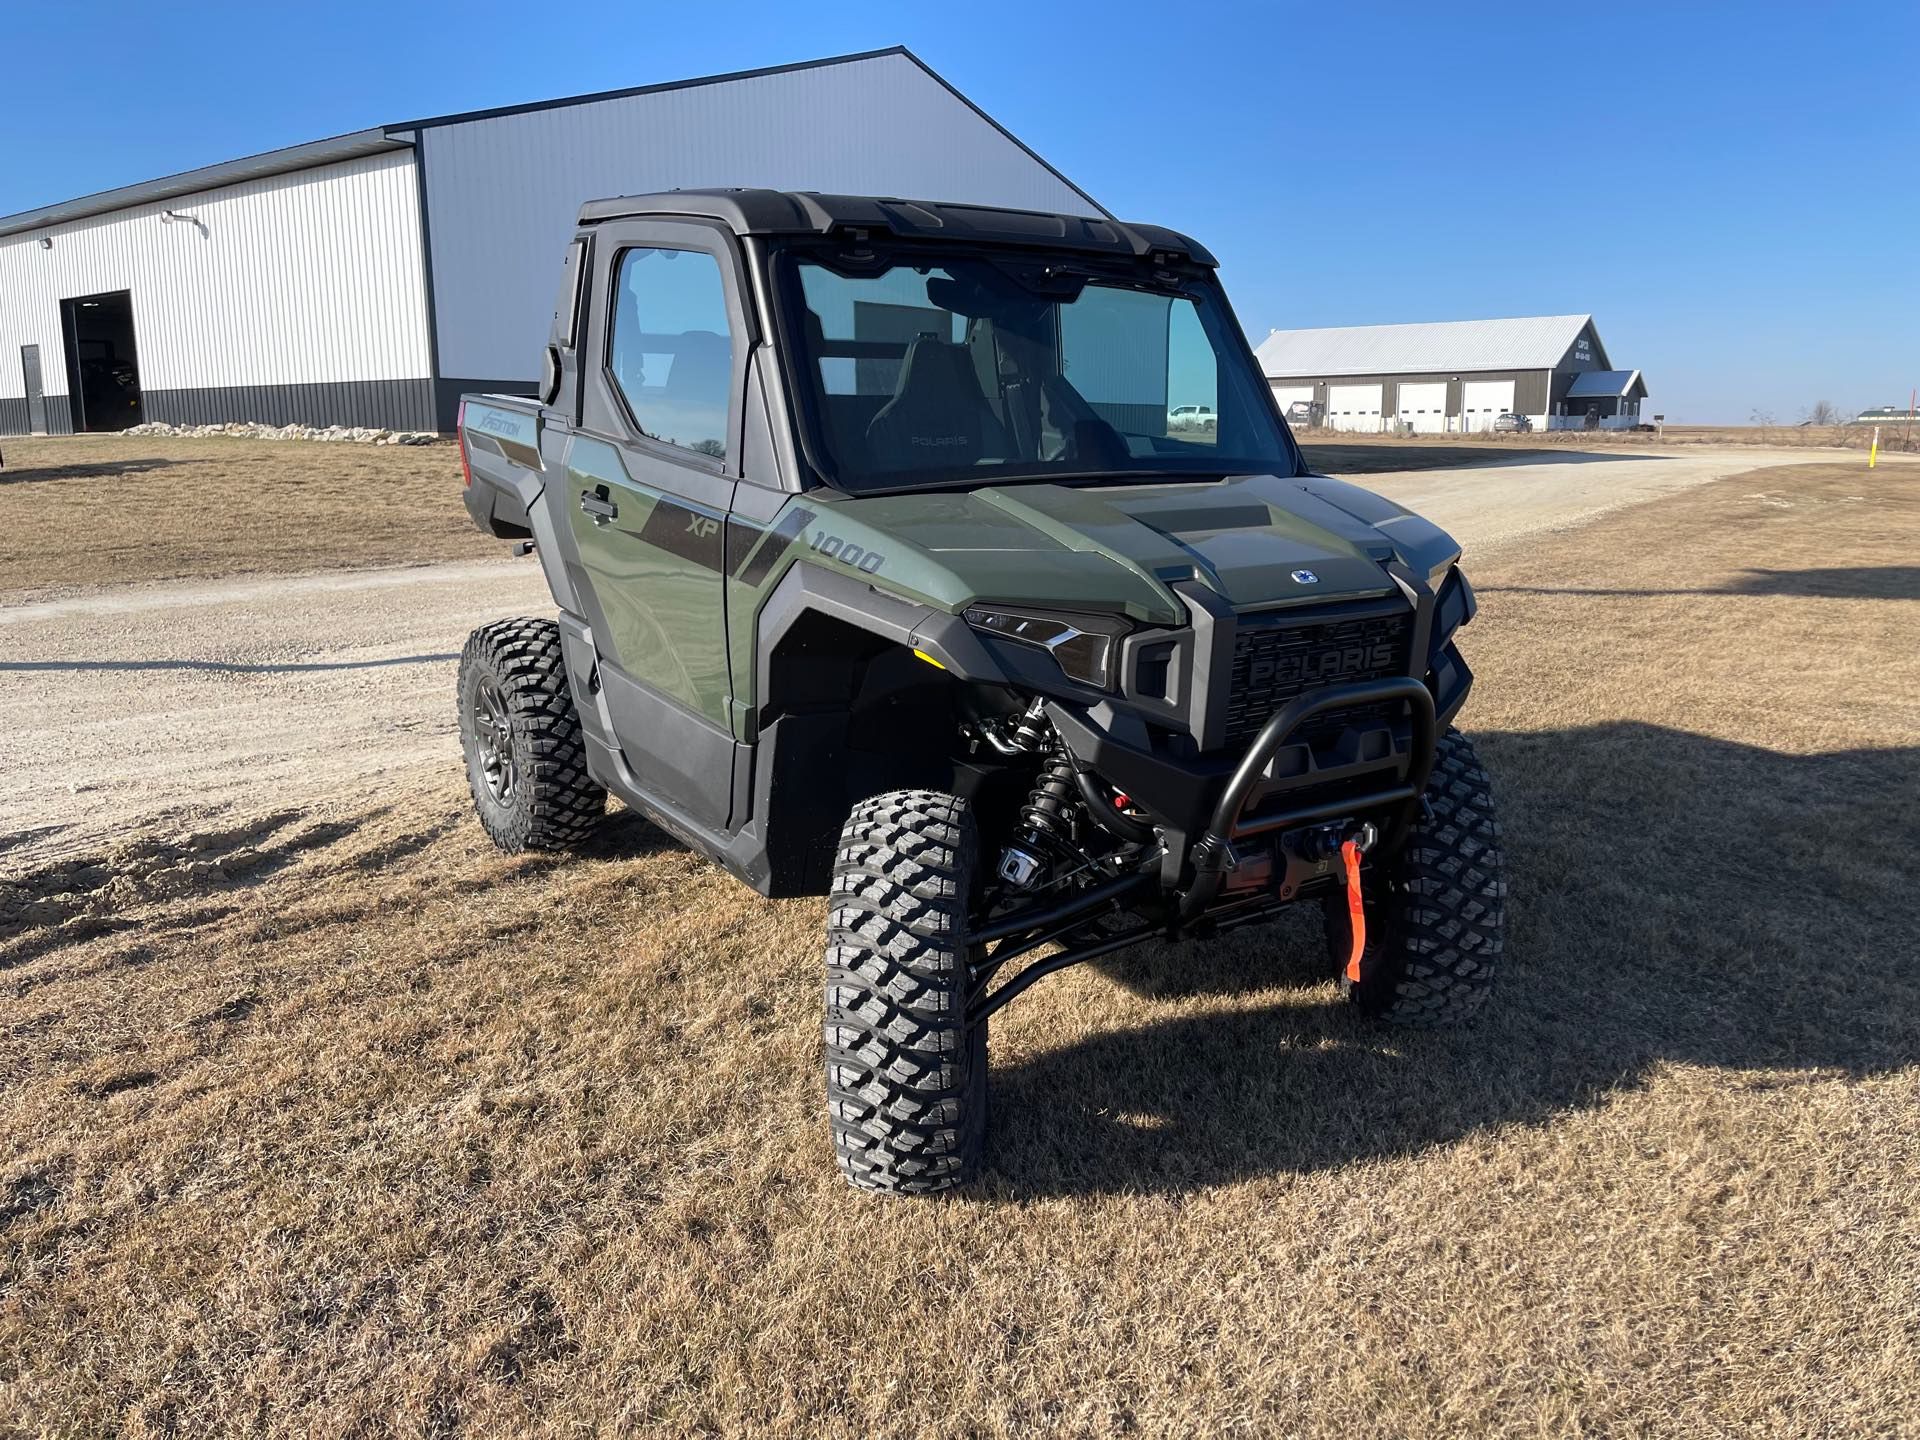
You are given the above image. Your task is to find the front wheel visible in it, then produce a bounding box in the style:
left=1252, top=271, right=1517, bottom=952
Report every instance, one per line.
left=457, top=617, right=605, bottom=852
left=1325, top=727, right=1506, bottom=1026
left=823, top=790, right=987, bottom=1194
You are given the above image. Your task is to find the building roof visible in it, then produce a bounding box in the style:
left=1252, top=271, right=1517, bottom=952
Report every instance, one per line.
left=1255, top=314, right=1597, bottom=378
left=0, top=47, right=1104, bottom=240
left=1565, top=369, right=1646, bottom=400
left=0, top=128, right=409, bottom=239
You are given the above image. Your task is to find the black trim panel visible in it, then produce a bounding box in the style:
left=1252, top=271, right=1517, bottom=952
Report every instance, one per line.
left=113, top=379, right=438, bottom=432
left=596, top=665, right=737, bottom=832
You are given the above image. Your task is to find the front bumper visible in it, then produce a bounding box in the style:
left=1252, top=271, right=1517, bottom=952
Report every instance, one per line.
left=1049, top=639, right=1468, bottom=835
left=1178, top=675, right=1435, bottom=917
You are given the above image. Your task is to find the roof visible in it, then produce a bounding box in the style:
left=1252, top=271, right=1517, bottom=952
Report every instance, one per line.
left=1565, top=369, right=1646, bottom=400
left=575, top=190, right=1210, bottom=264
left=1255, top=314, right=1597, bottom=378
left=0, top=128, right=408, bottom=239
left=0, top=47, right=1105, bottom=240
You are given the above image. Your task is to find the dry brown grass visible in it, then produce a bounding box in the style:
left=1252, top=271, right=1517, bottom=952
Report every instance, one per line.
left=1299, top=423, right=1918, bottom=468
left=0, top=436, right=495, bottom=599
left=3, top=463, right=1918, bottom=1436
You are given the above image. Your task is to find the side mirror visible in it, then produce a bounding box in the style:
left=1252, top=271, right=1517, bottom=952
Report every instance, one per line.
left=539, top=345, right=563, bottom=406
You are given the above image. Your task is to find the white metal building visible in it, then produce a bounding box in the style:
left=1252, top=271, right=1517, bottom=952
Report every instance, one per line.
left=0, top=49, right=1101, bottom=437
left=1256, top=314, right=1649, bottom=434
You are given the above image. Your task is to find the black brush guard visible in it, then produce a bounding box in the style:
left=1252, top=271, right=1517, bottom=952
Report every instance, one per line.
left=967, top=676, right=1438, bottom=1023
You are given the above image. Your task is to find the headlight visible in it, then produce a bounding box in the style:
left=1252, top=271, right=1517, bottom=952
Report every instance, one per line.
left=963, top=605, right=1130, bottom=690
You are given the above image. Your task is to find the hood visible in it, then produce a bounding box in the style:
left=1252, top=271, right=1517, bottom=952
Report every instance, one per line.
left=817, top=472, right=1459, bottom=622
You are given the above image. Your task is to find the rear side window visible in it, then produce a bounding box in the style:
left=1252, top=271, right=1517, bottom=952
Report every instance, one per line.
left=607, top=247, right=733, bottom=460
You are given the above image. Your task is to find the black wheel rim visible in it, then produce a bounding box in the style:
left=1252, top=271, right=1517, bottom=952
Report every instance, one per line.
left=473, top=677, right=516, bottom=803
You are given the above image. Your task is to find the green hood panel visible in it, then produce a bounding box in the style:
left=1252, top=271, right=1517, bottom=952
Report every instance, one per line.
left=821, top=473, right=1405, bottom=622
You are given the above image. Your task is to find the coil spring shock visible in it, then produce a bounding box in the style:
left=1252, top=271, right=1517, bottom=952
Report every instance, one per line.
left=994, top=702, right=1082, bottom=891
left=1018, top=747, right=1078, bottom=853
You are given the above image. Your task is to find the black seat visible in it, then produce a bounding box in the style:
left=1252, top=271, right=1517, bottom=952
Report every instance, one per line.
left=864, top=336, right=1010, bottom=472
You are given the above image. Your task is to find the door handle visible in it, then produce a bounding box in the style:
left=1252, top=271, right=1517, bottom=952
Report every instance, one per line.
left=580, top=486, right=618, bottom=524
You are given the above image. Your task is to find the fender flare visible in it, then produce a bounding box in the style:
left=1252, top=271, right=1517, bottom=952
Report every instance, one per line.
left=750, top=562, right=1006, bottom=726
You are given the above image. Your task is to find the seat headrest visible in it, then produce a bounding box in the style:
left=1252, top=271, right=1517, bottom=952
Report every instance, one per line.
left=863, top=336, right=1007, bottom=471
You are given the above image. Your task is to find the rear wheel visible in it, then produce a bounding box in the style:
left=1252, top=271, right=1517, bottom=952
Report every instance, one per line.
left=823, top=790, right=987, bottom=1194
left=1325, top=727, right=1505, bottom=1026
left=458, top=617, right=605, bottom=852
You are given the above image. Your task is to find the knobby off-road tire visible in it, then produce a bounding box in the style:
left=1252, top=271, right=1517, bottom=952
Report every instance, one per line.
left=458, top=617, right=605, bottom=852
left=1326, top=726, right=1506, bottom=1027
left=824, top=790, right=987, bottom=1195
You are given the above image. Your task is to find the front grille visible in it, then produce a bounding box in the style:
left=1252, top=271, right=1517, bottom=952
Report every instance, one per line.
left=1222, top=606, right=1413, bottom=748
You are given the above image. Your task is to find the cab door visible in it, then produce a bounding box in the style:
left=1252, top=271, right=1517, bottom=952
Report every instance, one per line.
left=569, top=220, right=752, bottom=830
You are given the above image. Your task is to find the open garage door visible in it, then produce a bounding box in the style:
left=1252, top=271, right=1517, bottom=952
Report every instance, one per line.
left=1460, top=379, right=1514, bottom=434
left=60, top=290, right=144, bottom=433
left=1327, top=383, right=1381, bottom=432
left=1397, top=381, right=1447, bottom=434
left=1271, top=383, right=1315, bottom=427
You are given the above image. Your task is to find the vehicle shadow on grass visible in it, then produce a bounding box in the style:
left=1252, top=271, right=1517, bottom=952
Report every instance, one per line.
left=0, top=458, right=186, bottom=483
left=987, top=722, right=1920, bottom=1196
left=1479, top=566, right=1920, bottom=602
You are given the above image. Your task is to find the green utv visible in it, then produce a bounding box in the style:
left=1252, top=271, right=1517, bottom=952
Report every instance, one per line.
left=456, top=191, right=1505, bottom=1194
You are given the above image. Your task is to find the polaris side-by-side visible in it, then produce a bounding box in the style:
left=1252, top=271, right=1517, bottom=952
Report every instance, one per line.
left=456, top=190, right=1505, bottom=1193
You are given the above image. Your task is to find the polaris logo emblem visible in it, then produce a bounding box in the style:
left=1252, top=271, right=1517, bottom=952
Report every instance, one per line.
left=1248, top=641, right=1397, bottom=688
left=1291, top=569, right=1320, bottom=585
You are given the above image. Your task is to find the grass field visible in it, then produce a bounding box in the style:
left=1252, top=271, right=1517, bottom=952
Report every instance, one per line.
left=4, top=460, right=1916, bottom=1434
left=2, top=429, right=1893, bottom=600
left=0, top=436, right=491, bottom=597
left=1297, top=421, right=1917, bottom=464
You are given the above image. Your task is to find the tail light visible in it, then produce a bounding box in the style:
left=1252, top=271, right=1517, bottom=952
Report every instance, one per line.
left=457, top=399, right=472, bottom=488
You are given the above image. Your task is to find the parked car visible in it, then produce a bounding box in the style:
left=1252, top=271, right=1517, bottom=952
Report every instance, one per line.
left=1492, top=412, right=1532, bottom=433
left=456, top=190, right=1504, bottom=1194
left=1168, top=404, right=1216, bottom=431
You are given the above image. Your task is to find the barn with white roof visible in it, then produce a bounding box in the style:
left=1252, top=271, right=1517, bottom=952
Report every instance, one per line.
left=1254, top=314, right=1648, bottom=434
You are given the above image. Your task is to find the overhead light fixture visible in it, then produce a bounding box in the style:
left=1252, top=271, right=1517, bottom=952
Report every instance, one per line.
left=38, top=236, right=51, bottom=249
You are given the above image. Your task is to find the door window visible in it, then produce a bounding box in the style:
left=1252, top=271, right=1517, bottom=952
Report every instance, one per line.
left=607, top=247, right=733, bottom=460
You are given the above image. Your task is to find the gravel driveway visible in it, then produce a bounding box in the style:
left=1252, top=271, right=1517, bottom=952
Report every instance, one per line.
left=0, top=446, right=1883, bottom=865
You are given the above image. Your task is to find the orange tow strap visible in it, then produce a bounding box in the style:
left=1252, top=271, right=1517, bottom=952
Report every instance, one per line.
left=1341, top=838, right=1367, bottom=983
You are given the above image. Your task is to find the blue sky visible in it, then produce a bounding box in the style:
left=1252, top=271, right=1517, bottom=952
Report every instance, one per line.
left=5, top=1, right=1914, bottom=424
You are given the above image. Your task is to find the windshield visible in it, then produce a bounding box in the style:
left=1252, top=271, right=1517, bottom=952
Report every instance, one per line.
left=779, top=247, right=1298, bottom=493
